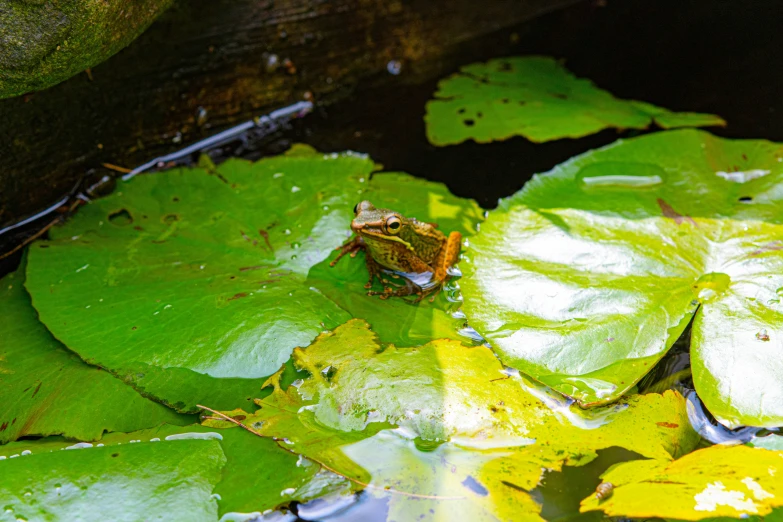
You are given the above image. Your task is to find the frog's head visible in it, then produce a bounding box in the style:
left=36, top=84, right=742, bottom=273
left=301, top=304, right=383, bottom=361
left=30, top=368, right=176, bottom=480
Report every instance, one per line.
left=350, top=201, right=407, bottom=239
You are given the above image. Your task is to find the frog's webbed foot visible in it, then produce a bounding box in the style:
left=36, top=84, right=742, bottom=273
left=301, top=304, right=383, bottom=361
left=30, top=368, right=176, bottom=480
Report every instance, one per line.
left=330, top=236, right=364, bottom=267
left=368, top=278, right=423, bottom=300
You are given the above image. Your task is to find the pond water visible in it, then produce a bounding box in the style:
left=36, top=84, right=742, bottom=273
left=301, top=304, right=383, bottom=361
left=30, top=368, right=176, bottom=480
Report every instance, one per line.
left=2, top=1, right=783, bottom=520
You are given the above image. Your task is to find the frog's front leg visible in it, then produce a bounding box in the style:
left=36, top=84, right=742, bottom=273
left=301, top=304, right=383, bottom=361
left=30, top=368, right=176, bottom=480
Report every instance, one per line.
left=330, top=235, right=364, bottom=267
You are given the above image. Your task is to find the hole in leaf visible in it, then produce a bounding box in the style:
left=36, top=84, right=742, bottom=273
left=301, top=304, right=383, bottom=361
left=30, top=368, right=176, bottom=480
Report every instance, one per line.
left=739, top=196, right=753, bottom=202
left=163, top=214, right=180, bottom=224
left=463, top=119, right=475, bottom=127
left=108, top=209, right=133, bottom=226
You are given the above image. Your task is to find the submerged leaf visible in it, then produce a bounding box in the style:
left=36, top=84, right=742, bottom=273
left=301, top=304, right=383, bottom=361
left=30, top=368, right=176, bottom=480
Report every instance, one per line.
left=581, top=445, right=783, bottom=519
left=425, top=56, right=725, bottom=145
left=24, top=146, right=482, bottom=414
left=204, top=319, right=698, bottom=522
left=461, top=129, right=783, bottom=427
left=0, top=436, right=225, bottom=521
left=0, top=270, right=190, bottom=444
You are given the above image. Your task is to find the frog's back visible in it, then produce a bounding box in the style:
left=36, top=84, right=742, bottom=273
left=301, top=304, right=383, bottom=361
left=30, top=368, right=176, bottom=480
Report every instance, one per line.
left=401, top=221, right=445, bottom=265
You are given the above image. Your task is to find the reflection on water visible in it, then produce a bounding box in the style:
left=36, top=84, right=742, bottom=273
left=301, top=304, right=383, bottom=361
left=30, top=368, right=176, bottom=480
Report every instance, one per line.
left=684, top=389, right=762, bottom=445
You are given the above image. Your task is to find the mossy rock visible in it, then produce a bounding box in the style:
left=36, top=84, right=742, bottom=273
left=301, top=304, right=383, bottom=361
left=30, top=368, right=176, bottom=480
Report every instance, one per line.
left=0, top=0, right=174, bottom=98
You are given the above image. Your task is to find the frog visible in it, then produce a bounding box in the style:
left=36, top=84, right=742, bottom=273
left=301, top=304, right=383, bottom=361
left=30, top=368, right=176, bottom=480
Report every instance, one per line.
left=330, top=201, right=462, bottom=300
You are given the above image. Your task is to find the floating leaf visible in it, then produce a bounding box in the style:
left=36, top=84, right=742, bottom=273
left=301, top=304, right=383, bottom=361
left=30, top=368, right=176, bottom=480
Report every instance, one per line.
left=581, top=445, right=783, bottom=519
left=425, top=56, right=725, bottom=145
left=24, top=147, right=482, bottom=413
left=204, top=319, right=698, bottom=522
left=0, top=270, right=190, bottom=444
left=461, top=129, right=783, bottom=427
left=0, top=423, right=349, bottom=518
left=24, top=146, right=367, bottom=412
left=0, top=436, right=225, bottom=521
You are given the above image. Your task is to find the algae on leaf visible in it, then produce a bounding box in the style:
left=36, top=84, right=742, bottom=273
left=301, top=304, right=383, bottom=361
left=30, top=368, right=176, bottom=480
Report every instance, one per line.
left=0, top=438, right=224, bottom=521
left=204, top=319, right=698, bottom=522
left=425, top=56, right=725, bottom=145
left=0, top=270, right=190, bottom=444
left=581, top=445, right=783, bottom=520
left=460, top=129, right=783, bottom=428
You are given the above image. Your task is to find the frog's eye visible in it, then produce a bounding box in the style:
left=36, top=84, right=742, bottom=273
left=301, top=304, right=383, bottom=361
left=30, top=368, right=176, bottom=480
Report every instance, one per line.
left=385, top=216, right=402, bottom=235
left=353, top=203, right=359, bottom=214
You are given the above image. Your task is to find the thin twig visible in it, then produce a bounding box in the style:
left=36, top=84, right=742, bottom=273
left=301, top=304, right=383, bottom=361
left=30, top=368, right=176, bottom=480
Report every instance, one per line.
left=101, top=162, right=132, bottom=174
left=196, top=404, right=465, bottom=501
left=0, top=200, right=81, bottom=260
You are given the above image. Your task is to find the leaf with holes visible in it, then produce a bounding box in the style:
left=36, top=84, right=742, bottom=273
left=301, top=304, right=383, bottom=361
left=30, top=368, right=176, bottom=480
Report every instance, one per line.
left=425, top=56, right=725, bottom=145
left=24, top=145, right=482, bottom=413
left=203, top=319, right=698, bottom=522
left=580, top=445, right=783, bottom=520
left=460, top=129, right=783, bottom=428
left=0, top=270, right=191, bottom=444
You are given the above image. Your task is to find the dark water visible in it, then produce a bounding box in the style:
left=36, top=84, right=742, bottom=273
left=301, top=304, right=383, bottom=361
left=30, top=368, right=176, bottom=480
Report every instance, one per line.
left=2, top=1, right=783, bottom=519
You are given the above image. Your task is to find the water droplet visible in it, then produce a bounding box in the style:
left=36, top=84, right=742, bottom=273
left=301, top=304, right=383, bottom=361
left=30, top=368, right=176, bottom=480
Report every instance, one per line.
left=284, top=229, right=291, bottom=235
left=65, top=443, right=94, bottom=450
left=458, top=326, right=485, bottom=342
left=387, top=60, right=403, bottom=75
left=291, top=242, right=300, bottom=249
left=413, top=437, right=445, bottom=452
left=776, top=287, right=783, bottom=297
left=291, top=186, right=301, bottom=193
left=451, top=309, right=467, bottom=319
left=692, top=272, right=731, bottom=303
left=756, top=329, right=770, bottom=342
left=577, top=162, right=666, bottom=188
left=716, top=169, right=770, bottom=183
left=20, top=450, right=31, bottom=456
left=273, top=172, right=284, bottom=178
left=462, top=238, right=470, bottom=248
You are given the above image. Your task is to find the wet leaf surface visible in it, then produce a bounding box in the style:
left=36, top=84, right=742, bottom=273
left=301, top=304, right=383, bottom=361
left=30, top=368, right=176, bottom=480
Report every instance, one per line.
left=0, top=270, right=190, bottom=444
left=460, top=129, right=783, bottom=427
left=204, top=319, right=698, bottom=522
left=425, top=56, right=725, bottom=146
left=24, top=146, right=480, bottom=413
left=0, top=423, right=348, bottom=518
left=581, top=445, right=783, bottom=519
left=0, top=436, right=224, bottom=521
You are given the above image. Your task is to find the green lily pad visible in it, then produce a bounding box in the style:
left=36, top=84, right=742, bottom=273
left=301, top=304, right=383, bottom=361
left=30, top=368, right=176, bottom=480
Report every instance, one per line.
left=24, top=145, right=372, bottom=412
left=0, top=423, right=349, bottom=518
left=0, top=436, right=225, bottom=521
left=24, top=146, right=482, bottom=414
left=0, top=270, right=190, bottom=444
left=581, top=445, right=783, bottom=519
left=425, top=56, right=725, bottom=146
left=460, top=129, right=783, bottom=427
left=204, top=319, right=698, bottom=522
